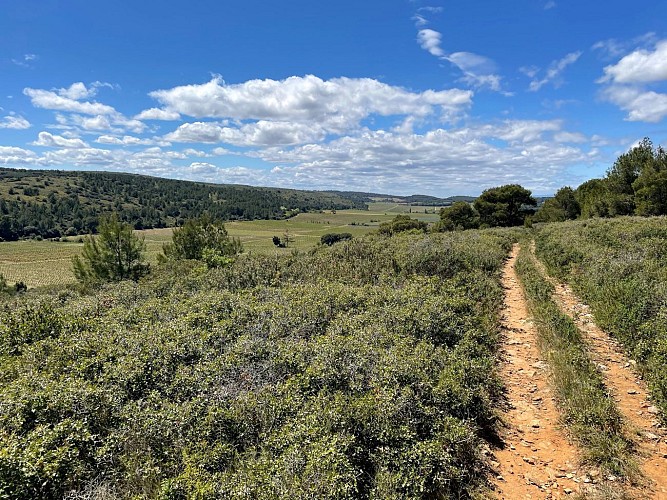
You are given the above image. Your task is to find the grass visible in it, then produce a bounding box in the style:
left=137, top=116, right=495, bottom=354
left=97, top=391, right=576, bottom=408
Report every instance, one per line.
left=0, top=206, right=441, bottom=288
left=515, top=243, right=637, bottom=480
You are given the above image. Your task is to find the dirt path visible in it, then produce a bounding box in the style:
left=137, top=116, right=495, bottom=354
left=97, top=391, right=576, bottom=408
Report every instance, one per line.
left=492, top=245, right=584, bottom=499
left=532, top=249, right=667, bottom=498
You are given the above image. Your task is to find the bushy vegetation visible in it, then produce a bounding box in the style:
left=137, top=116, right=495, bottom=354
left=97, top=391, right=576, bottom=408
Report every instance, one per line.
left=535, top=217, right=667, bottom=420
left=515, top=247, right=635, bottom=477
left=0, top=229, right=516, bottom=499
left=160, top=215, right=242, bottom=268
left=378, top=214, right=428, bottom=235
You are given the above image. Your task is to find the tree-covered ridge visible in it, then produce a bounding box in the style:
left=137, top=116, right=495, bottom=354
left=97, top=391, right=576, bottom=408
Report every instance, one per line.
left=0, top=229, right=516, bottom=499
left=0, top=168, right=368, bottom=241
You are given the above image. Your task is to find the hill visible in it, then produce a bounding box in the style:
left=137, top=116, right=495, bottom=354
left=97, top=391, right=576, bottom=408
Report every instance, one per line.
left=0, top=168, right=368, bottom=240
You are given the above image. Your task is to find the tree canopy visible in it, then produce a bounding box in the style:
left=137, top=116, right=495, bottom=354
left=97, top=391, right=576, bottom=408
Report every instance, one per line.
left=473, top=184, right=536, bottom=227
left=161, top=215, right=242, bottom=266
left=378, top=215, right=428, bottom=235
left=435, top=202, right=479, bottom=231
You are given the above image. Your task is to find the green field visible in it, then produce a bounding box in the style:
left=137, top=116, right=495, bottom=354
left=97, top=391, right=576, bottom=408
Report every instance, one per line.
left=0, top=204, right=440, bottom=288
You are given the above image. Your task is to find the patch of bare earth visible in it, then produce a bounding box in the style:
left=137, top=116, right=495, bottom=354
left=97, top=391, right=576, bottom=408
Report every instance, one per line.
left=533, top=251, right=667, bottom=499
left=492, top=245, right=584, bottom=499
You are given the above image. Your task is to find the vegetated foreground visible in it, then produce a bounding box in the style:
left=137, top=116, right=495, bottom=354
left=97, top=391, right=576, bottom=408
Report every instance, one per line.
left=0, top=230, right=515, bottom=499
left=536, top=217, right=667, bottom=419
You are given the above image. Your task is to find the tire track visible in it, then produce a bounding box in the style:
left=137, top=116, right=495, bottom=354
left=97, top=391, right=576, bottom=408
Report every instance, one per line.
left=532, top=248, right=667, bottom=499
left=492, top=245, right=583, bottom=499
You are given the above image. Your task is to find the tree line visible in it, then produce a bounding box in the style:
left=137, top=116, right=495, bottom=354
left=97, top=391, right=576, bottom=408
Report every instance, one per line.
left=535, top=137, right=667, bottom=222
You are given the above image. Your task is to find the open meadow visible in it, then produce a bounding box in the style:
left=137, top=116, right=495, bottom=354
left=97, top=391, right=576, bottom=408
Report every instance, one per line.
left=0, top=203, right=443, bottom=288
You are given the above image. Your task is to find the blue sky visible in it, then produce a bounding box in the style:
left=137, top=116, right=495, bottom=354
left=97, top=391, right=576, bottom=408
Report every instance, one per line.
left=1, top=0, right=667, bottom=196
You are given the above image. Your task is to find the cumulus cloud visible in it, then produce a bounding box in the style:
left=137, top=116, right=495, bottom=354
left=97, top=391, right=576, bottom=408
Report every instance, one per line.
left=592, top=33, right=657, bottom=61
left=24, top=87, right=116, bottom=115
left=417, top=29, right=445, bottom=57
left=32, top=131, right=88, bottom=149
left=597, top=39, right=667, bottom=123
left=599, top=40, right=667, bottom=84
left=601, top=86, right=667, bottom=123
left=528, top=51, right=582, bottom=91
left=0, top=115, right=31, bottom=129
left=135, top=108, right=181, bottom=120
left=252, top=120, right=592, bottom=195
left=96, top=135, right=154, bottom=146
left=24, top=82, right=145, bottom=134
left=149, top=76, right=471, bottom=134
left=165, top=120, right=326, bottom=146
left=0, top=146, right=38, bottom=164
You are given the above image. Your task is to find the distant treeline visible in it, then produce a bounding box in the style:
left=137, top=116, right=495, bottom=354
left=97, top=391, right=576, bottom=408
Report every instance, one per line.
left=0, top=169, right=367, bottom=241
left=535, top=137, right=667, bottom=222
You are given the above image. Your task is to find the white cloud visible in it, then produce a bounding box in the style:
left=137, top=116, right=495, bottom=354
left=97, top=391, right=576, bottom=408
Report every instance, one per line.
left=0, top=146, right=38, bottom=164
left=601, top=86, right=667, bottom=123
left=134, top=108, right=181, bottom=120
left=597, top=39, right=667, bottom=122
left=251, top=120, right=591, bottom=195
left=599, top=40, right=667, bottom=84
left=165, top=120, right=326, bottom=146
left=417, top=29, right=445, bottom=57
left=96, top=134, right=154, bottom=145
left=592, top=33, right=657, bottom=61
left=0, top=115, right=31, bottom=129
left=554, top=131, right=587, bottom=143
left=415, top=23, right=504, bottom=92
left=529, top=51, right=581, bottom=91
left=544, top=1, right=556, bottom=10
left=24, top=87, right=116, bottom=115
left=11, top=54, right=38, bottom=68
left=150, top=75, right=471, bottom=133
left=32, top=131, right=89, bottom=149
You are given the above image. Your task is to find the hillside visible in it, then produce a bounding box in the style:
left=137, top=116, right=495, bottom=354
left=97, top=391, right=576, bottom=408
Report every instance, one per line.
left=0, top=168, right=369, bottom=240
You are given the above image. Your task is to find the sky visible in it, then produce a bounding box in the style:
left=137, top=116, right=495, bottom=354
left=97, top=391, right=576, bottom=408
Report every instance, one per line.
left=1, top=0, right=667, bottom=197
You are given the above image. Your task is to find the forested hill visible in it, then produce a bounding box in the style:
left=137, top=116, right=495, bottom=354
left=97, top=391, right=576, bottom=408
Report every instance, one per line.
left=0, top=168, right=368, bottom=240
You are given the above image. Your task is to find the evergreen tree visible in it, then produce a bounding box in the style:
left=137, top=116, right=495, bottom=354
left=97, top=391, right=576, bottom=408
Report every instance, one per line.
left=72, top=214, right=149, bottom=285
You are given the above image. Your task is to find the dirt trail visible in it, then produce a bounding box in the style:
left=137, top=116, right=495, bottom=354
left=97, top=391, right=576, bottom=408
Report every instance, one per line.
left=492, top=245, right=583, bottom=499
left=531, top=246, right=667, bottom=499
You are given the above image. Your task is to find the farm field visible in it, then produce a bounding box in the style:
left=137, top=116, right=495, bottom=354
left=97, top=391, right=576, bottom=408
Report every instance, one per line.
left=0, top=204, right=440, bottom=288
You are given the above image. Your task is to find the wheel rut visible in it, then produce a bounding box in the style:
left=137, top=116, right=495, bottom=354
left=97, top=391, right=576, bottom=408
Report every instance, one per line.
left=532, top=245, right=667, bottom=499
left=492, top=245, right=583, bottom=499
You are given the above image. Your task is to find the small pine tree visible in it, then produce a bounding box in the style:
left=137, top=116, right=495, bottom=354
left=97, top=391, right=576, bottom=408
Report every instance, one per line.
left=72, top=214, right=149, bottom=285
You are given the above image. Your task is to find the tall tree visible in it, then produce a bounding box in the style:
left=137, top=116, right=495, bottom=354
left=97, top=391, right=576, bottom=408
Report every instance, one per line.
left=72, top=214, right=149, bottom=284
left=473, top=184, right=536, bottom=227
left=534, top=186, right=580, bottom=223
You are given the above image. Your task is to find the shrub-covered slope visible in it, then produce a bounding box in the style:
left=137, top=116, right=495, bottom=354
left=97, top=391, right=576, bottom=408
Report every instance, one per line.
left=0, top=230, right=514, bottom=499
